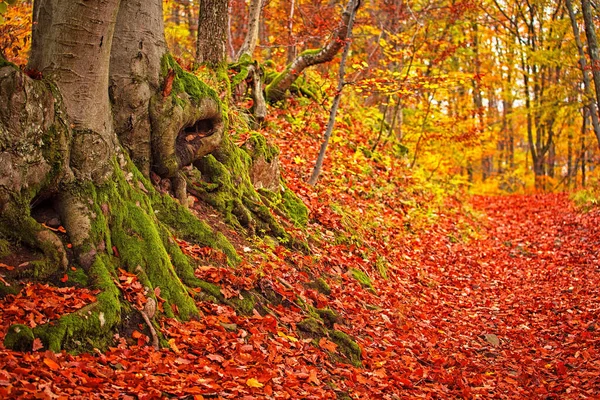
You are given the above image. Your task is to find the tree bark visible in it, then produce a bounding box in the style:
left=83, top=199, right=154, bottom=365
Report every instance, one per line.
left=581, top=0, right=600, bottom=111
left=265, top=0, right=361, bottom=102
left=196, top=0, right=228, bottom=65
left=235, top=0, right=263, bottom=60
left=29, top=0, right=120, bottom=183
left=0, top=0, right=238, bottom=352
left=567, top=0, right=600, bottom=147
left=308, top=0, right=359, bottom=185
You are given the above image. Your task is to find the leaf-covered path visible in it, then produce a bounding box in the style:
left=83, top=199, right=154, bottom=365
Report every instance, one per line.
left=1, top=194, right=599, bottom=399
left=383, top=194, right=600, bottom=398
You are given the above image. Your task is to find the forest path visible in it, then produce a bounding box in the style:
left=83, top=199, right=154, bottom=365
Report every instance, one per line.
left=1, top=194, right=599, bottom=399
left=383, top=194, right=600, bottom=398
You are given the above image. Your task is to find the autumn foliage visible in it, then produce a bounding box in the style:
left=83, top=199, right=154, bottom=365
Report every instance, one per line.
left=1, top=0, right=600, bottom=398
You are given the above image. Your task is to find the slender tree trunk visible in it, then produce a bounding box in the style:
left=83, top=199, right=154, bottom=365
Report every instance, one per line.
left=236, top=0, right=263, bottom=59
left=567, top=0, right=600, bottom=147
left=287, top=0, right=296, bottom=64
left=581, top=0, right=600, bottom=113
left=197, top=0, right=228, bottom=65
left=308, top=0, right=359, bottom=185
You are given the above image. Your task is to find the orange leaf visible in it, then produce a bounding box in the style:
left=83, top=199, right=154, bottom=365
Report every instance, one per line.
left=162, top=69, right=175, bottom=97
left=132, top=330, right=143, bottom=339
left=319, top=337, right=338, bottom=352
left=43, top=357, right=60, bottom=371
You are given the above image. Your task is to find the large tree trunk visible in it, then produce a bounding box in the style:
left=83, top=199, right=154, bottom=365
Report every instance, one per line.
left=196, top=0, right=228, bottom=65
left=265, top=0, right=361, bottom=102
left=1, top=0, right=309, bottom=353
left=110, top=0, right=225, bottom=179
left=0, top=0, right=239, bottom=353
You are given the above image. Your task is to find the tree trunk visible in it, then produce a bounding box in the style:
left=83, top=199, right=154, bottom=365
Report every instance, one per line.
left=1, top=0, right=240, bottom=353
left=235, top=0, right=263, bottom=59
left=196, top=0, right=228, bottom=65
left=265, top=0, right=361, bottom=102
left=308, top=0, right=359, bottom=185
left=567, top=0, right=600, bottom=148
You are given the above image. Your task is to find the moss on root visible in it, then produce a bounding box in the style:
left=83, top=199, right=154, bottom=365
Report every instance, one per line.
left=3, top=155, right=243, bottom=352
left=0, top=238, right=10, bottom=258
left=29, top=254, right=122, bottom=352
left=306, top=277, right=332, bottom=295
left=161, top=54, right=220, bottom=108
left=4, top=324, right=35, bottom=351
left=331, top=330, right=362, bottom=367
left=281, top=189, right=309, bottom=227
left=193, top=136, right=289, bottom=239
left=230, top=290, right=256, bottom=315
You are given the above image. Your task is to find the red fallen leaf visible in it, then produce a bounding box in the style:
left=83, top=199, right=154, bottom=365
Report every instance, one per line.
left=206, top=353, right=225, bottom=363
left=162, top=69, right=175, bottom=97
left=112, top=246, right=120, bottom=257
left=556, top=361, right=567, bottom=377
left=60, top=274, right=68, bottom=283
left=308, top=369, right=320, bottom=385
left=32, top=338, right=44, bottom=351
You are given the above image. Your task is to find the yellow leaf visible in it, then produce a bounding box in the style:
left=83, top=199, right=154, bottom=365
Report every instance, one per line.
left=169, top=338, right=181, bottom=354
left=246, top=377, right=264, bottom=388
left=293, top=156, right=305, bottom=165
left=277, top=331, right=298, bottom=342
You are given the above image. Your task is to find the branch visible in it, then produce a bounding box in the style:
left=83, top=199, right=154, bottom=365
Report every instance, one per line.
left=265, top=0, right=361, bottom=102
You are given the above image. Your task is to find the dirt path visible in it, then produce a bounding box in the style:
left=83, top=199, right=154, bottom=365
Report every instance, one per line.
left=373, top=194, right=600, bottom=398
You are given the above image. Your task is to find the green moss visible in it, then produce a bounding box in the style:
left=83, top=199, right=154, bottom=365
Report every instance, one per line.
left=375, top=255, right=388, bottom=280
left=316, top=308, right=339, bottom=328
left=4, top=324, right=35, bottom=351
left=0, top=55, right=17, bottom=69
left=281, top=189, right=309, bottom=227
left=0, top=204, right=64, bottom=280
left=65, top=267, right=89, bottom=287
left=29, top=254, right=121, bottom=352
left=0, top=238, right=10, bottom=258
left=104, top=168, right=199, bottom=321
left=297, top=317, right=328, bottom=338
left=0, top=282, right=19, bottom=297
left=160, top=53, right=221, bottom=108
left=331, top=330, right=362, bottom=367
left=151, top=189, right=239, bottom=264
left=229, top=55, right=253, bottom=87
left=197, top=280, right=223, bottom=300
left=243, top=132, right=279, bottom=163
left=306, top=277, right=331, bottom=296
left=194, top=136, right=289, bottom=240
left=230, top=291, right=255, bottom=315
left=350, top=268, right=376, bottom=293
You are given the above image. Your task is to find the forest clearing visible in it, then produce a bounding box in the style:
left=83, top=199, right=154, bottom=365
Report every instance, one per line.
left=1, top=0, right=600, bottom=398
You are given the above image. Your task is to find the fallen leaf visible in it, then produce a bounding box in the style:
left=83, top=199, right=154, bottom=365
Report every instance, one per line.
left=246, top=377, right=264, bottom=388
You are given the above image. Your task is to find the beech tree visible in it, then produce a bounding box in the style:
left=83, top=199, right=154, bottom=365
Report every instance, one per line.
left=0, top=0, right=306, bottom=352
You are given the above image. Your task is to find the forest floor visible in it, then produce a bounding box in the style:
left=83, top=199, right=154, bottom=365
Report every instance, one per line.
left=1, top=193, right=599, bottom=399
